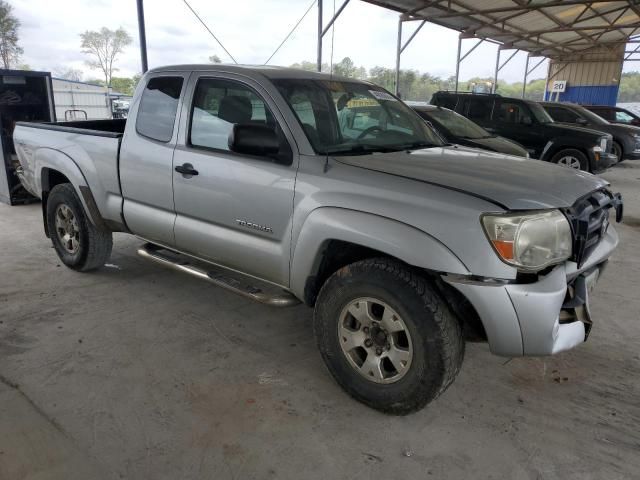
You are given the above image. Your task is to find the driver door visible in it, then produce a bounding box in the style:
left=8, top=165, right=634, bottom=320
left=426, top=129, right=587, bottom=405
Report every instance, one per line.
left=171, top=74, right=298, bottom=286
left=492, top=100, right=545, bottom=157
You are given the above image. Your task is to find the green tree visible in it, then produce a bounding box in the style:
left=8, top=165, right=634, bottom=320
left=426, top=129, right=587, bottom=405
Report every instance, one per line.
left=80, top=27, right=132, bottom=88
left=0, top=1, right=22, bottom=68
left=290, top=60, right=330, bottom=73
left=619, top=72, right=640, bottom=102
left=110, top=76, right=137, bottom=95
left=333, top=57, right=359, bottom=78
left=288, top=59, right=554, bottom=103
left=209, top=54, right=221, bottom=64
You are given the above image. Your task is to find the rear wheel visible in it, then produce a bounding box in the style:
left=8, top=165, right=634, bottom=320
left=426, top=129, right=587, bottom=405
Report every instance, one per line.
left=46, top=183, right=112, bottom=271
left=313, top=258, right=464, bottom=415
left=550, top=149, right=588, bottom=171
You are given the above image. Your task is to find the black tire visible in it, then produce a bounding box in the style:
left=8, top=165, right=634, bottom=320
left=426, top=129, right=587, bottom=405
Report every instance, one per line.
left=46, top=183, right=112, bottom=271
left=313, top=258, right=464, bottom=415
left=612, top=141, right=624, bottom=164
left=550, top=148, right=588, bottom=171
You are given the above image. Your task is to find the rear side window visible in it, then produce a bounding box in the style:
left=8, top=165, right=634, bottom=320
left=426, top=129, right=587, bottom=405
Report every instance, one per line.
left=591, top=108, right=613, bottom=121
left=136, top=76, right=184, bottom=142
left=545, top=106, right=580, bottom=123
left=467, top=98, right=492, bottom=121
left=495, top=101, right=531, bottom=124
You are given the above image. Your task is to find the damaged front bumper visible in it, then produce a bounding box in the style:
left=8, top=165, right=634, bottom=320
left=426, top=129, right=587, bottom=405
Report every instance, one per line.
left=443, top=225, right=618, bottom=357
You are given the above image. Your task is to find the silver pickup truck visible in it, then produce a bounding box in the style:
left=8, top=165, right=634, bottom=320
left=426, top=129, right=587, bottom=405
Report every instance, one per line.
left=13, top=65, right=623, bottom=414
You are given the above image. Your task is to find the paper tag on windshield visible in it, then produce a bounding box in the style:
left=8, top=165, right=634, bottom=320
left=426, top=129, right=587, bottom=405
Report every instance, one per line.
left=369, top=90, right=397, bottom=101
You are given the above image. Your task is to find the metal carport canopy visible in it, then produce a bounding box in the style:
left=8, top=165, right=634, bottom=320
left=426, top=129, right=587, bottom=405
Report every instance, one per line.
left=362, top=0, right=640, bottom=59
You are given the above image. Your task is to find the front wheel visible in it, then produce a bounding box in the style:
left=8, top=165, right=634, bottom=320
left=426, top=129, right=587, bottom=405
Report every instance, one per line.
left=313, top=258, right=464, bottom=415
left=550, top=149, right=588, bottom=171
left=46, top=183, right=113, bottom=271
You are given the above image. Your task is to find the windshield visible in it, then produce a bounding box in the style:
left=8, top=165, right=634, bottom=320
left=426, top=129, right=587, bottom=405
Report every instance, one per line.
left=528, top=102, right=554, bottom=124
left=418, top=107, right=490, bottom=139
left=273, top=79, right=444, bottom=155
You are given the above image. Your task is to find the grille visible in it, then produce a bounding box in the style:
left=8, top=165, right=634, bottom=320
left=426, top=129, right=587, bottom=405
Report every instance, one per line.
left=563, top=189, right=623, bottom=268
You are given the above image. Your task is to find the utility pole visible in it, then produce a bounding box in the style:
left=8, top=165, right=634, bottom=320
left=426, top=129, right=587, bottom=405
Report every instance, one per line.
left=136, top=0, right=149, bottom=73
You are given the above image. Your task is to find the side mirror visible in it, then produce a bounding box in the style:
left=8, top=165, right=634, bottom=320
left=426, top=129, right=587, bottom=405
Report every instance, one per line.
left=576, top=117, right=588, bottom=125
left=228, top=123, right=280, bottom=157
left=521, top=116, right=533, bottom=126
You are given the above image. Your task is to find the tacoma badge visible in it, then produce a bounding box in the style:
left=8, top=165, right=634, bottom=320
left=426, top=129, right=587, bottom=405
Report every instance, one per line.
left=236, top=219, right=273, bottom=234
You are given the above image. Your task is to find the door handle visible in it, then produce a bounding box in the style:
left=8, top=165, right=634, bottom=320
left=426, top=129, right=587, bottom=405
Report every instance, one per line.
left=175, top=163, right=199, bottom=176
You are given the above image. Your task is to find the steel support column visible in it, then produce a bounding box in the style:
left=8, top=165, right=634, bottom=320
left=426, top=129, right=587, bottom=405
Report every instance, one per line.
left=522, top=56, right=546, bottom=98
left=522, top=55, right=530, bottom=98
left=317, top=0, right=351, bottom=72
left=455, top=36, right=461, bottom=92
left=317, top=0, right=323, bottom=72
left=395, top=17, right=402, bottom=95
left=136, top=0, right=148, bottom=73
left=542, top=60, right=551, bottom=100
left=394, top=16, right=426, bottom=96
left=493, top=48, right=501, bottom=93
left=455, top=37, right=483, bottom=92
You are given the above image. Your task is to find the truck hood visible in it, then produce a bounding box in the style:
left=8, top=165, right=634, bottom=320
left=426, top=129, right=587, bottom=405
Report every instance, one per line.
left=334, top=145, right=608, bottom=210
left=544, top=122, right=610, bottom=138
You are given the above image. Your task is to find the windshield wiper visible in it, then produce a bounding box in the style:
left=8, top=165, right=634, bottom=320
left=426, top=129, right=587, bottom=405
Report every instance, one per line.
left=321, top=144, right=400, bottom=156
left=396, top=141, right=439, bottom=151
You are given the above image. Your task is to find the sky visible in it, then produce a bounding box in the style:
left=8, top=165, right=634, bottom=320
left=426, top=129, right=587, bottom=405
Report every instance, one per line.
left=12, top=0, right=632, bottom=84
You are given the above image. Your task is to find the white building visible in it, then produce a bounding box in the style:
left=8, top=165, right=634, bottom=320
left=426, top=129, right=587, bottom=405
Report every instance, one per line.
left=52, top=78, right=133, bottom=120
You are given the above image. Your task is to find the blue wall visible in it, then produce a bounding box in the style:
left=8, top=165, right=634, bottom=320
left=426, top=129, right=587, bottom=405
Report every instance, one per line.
left=544, top=84, right=619, bottom=105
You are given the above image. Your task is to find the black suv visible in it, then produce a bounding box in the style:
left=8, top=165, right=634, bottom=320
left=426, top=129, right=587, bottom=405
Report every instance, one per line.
left=430, top=92, right=616, bottom=172
left=541, top=101, right=640, bottom=163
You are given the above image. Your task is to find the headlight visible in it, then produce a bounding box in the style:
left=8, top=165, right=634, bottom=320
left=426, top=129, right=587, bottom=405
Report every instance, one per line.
left=481, top=210, right=572, bottom=271
left=600, top=137, right=608, bottom=152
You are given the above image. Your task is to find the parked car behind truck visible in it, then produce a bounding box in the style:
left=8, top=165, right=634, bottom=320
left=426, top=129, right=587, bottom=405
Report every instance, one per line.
left=14, top=65, right=623, bottom=414
left=583, top=105, right=640, bottom=127
left=541, top=101, right=640, bottom=163
left=407, top=102, right=528, bottom=157
left=430, top=91, right=616, bottom=172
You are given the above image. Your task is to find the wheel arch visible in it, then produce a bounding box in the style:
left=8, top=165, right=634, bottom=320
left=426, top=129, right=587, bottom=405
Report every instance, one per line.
left=37, top=150, right=106, bottom=237
left=542, top=140, right=589, bottom=163
left=290, top=207, right=470, bottom=306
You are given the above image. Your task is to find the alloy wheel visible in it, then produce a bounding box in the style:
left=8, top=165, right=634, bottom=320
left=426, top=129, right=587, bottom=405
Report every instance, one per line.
left=337, top=297, right=413, bottom=384
left=557, top=155, right=582, bottom=169
left=55, top=204, right=80, bottom=254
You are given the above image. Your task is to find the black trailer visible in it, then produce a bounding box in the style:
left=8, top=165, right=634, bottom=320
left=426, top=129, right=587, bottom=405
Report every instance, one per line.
left=0, top=69, right=55, bottom=205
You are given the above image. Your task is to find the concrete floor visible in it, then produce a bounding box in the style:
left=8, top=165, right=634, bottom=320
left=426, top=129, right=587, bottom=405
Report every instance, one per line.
left=1, top=163, right=639, bottom=480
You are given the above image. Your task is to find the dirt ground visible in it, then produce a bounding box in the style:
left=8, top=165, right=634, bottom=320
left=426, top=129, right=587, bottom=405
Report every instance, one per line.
left=1, top=162, right=639, bottom=480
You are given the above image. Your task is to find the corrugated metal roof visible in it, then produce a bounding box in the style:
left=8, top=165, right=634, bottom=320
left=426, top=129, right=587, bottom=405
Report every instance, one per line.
left=362, top=0, right=640, bottom=60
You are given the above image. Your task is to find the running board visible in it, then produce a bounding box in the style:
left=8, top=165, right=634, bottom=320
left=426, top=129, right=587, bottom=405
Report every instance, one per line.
left=137, top=243, right=300, bottom=307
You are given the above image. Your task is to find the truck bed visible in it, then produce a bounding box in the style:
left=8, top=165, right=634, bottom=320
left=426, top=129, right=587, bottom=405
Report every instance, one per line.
left=16, top=118, right=127, bottom=137
left=13, top=119, right=127, bottom=228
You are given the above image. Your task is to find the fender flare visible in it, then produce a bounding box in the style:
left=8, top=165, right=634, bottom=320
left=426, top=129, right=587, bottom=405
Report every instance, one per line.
left=289, top=207, right=470, bottom=300
left=36, top=148, right=106, bottom=232
left=541, top=139, right=589, bottom=162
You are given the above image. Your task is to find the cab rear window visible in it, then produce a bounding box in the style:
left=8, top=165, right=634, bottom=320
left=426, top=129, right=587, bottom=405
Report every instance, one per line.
left=136, top=76, right=184, bottom=142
